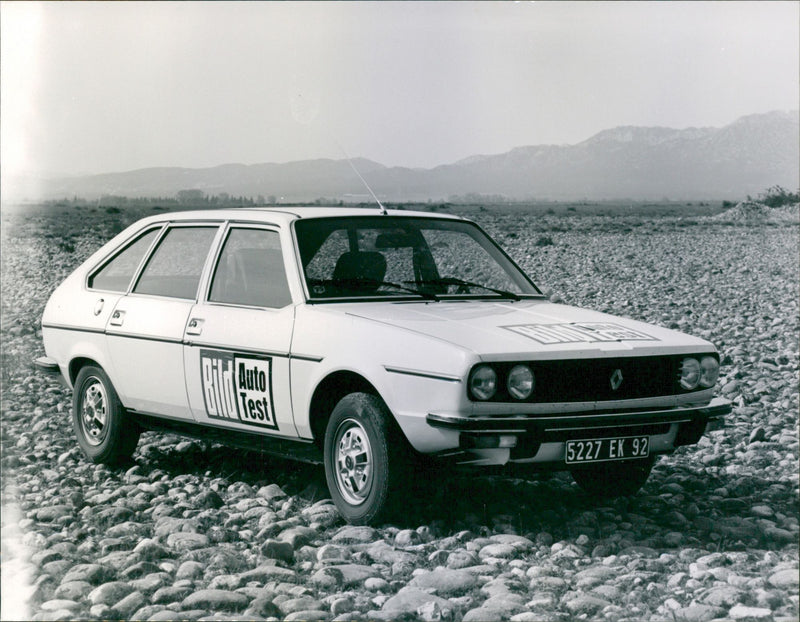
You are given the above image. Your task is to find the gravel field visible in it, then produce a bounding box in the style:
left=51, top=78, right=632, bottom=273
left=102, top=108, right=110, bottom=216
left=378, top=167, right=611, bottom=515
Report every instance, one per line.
left=1, top=205, right=798, bottom=622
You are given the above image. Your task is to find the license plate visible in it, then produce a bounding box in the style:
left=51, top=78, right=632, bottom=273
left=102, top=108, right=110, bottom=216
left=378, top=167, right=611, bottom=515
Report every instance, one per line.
left=565, top=435, right=649, bottom=464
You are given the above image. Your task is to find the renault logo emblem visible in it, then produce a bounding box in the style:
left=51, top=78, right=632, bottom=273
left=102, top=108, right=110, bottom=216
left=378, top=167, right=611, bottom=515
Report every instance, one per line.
left=610, top=369, right=623, bottom=391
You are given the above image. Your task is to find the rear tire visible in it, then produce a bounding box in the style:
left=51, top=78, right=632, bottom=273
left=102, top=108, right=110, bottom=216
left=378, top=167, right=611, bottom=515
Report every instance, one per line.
left=72, top=365, right=139, bottom=464
left=570, top=457, right=656, bottom=498
left=323, top=392, right=409, bottom=525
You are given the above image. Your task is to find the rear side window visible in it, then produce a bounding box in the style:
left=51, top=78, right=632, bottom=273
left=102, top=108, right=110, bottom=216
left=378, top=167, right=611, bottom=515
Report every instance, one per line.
left=209, top=228, right=292, bottom=308
left=133, top=226, right=218, bottom=299
left=88, top=228, right=160, bottom=292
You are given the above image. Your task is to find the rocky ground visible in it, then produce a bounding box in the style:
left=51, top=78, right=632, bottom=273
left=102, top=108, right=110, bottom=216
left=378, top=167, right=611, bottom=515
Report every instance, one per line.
left=1, top=205, right=798, bottom=622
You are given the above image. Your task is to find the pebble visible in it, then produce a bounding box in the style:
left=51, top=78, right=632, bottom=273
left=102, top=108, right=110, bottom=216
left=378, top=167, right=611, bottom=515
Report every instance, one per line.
left=673, top=604, right=726, bottom=622
left=280, top=596, right=326, bottom=614
left=479, top=543, right=517, bottom=559
left=110, top=591, right=146, bottom=618
left=60, top=563, right=112, bottom=585
left=165, top=532, right=210, bottom=551
left=284, top=610, right=330, bottom=621
left=378, top=588, right=454, bottom=619
left=87, top=581, right=134, bottom=606
left=563, top=593, right=612, bottom=615
left=262, top=539, right=294, bottom=562
left=312, top=564, right=379, bottom=588
left=729, top=604, right=774, bottom=620
left=701, top=585, right=746, bottom=608
left=447, top=550, right=479, bottom=569
left=331, top=526, right=378, bottom=544
left=39, top=600, right=79, bottom=612
left=181, top=589, right=249, bottom=611
left=768, top=569, right=800, bottom=589
left=176, top=560, right=205, bottom=580
left=410, top=569, right=479, bottom=595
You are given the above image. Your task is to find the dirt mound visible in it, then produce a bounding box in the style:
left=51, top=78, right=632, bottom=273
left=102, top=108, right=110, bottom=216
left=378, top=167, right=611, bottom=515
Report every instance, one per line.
left=711, top=201, right=799, bottom=223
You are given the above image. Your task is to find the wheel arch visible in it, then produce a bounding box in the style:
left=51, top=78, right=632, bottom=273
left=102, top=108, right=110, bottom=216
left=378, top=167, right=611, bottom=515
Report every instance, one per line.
left=308, top=370, right=390, bottom=449
left=69, top=356, right=102, bottom=385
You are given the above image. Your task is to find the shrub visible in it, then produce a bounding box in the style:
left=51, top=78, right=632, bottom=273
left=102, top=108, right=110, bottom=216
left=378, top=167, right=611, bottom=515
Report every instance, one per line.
left=535, top=235, right=555, bottom=247
left=759, top=185, right=799, bottom=208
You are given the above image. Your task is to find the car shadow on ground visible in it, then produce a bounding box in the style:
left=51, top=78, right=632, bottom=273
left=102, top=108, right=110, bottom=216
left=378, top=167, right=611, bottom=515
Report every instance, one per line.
left=134, top=435, right=797, bottom=551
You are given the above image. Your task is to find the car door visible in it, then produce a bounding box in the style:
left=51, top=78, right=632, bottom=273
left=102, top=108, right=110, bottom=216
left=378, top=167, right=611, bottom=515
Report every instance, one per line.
left=105, top=223, right=222, bottom=419
left=183, top=224, right=300, bottom=438
left=47, top=225, right=164, bottom=381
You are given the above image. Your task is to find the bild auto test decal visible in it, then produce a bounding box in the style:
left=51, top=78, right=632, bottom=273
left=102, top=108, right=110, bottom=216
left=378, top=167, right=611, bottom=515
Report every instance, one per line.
left=200, top=349, right=278, bottom=430
left=502, top=322, right=658, bottom=345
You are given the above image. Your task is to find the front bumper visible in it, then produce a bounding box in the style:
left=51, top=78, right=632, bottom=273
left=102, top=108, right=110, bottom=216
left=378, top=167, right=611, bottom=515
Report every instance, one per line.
left=427, top=398, right=730, bottom=432
left=426, top=397, right=731, bottom=463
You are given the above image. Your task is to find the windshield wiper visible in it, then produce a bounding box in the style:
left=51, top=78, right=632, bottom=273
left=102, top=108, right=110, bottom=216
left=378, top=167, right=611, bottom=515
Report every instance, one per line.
left=413, top=277, right=521, bottom=301
left=322, top=278, right=439, bottom=301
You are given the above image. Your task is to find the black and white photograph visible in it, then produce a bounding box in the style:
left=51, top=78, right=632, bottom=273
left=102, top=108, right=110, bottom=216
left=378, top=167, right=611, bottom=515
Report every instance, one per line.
left=1, top=2, right=798, bottom=621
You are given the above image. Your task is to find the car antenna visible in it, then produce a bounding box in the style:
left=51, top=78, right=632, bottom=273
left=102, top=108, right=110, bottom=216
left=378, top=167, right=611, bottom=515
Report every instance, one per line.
left=336, top=141, right=388, bottom=215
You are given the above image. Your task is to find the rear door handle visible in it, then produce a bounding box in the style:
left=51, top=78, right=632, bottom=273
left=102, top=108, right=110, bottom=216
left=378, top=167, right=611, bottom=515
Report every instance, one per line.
left=186, top=318, right=204, bottom=336
left=109, top=310, right=125, bottom=326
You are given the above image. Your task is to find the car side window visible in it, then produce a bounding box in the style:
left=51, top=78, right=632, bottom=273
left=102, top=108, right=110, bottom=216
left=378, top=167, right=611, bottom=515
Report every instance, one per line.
left=88, top=228, right=160, bottom=292
left=208, top=228, right=292, bottom=308
left=133, top=226, right=218, bottom=299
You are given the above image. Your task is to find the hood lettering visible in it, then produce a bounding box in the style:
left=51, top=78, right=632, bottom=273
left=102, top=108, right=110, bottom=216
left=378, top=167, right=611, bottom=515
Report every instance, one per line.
left=502, top=322, right=658, bottom=345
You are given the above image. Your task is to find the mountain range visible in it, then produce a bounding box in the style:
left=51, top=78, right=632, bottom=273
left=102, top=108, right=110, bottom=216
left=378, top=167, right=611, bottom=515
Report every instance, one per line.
left=10, top=110, right=799, bottom=202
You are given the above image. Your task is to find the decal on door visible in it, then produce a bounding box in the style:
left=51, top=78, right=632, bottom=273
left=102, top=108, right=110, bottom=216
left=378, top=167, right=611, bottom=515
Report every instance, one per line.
left=200, top=349, right=278, bottom=430
left=501, top=322, right=658, bottom=345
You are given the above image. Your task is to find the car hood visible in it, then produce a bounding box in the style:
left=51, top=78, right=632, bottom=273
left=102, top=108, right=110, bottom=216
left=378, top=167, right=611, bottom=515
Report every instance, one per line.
left=333, top=299, right=713, bottom=360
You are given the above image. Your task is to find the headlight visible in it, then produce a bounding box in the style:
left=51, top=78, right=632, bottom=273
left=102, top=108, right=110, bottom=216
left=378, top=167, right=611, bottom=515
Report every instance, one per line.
left=469, top=364, right=497, bottom=401
left=507, top=365, right=534, bottom=400
left=699, top=356, right=720, bottom=388
left=679, top=357, right=701, bottom=390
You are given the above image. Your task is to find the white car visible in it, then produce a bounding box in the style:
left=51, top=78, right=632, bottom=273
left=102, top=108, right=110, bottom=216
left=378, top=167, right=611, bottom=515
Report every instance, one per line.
left=36, top=207, right=730, bottom=524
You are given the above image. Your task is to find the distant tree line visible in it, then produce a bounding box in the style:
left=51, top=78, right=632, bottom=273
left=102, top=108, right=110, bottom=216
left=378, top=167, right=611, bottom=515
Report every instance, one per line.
left=46, top=190, right=270, bottom=210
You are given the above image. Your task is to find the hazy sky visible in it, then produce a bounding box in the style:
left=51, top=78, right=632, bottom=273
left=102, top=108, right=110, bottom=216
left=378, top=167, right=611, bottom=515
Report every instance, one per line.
left=2, top=1, right=798, bottom=180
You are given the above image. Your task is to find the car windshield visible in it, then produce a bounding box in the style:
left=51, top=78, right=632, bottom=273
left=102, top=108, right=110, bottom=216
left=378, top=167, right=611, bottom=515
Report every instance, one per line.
left=294, top=215, right=542, bottom=301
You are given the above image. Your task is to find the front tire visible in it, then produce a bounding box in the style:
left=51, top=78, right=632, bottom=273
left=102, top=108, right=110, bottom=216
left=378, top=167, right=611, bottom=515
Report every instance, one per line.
left=72, top=365, right=139, bottom=464
left=323, top=392, right=409, bottom=525
left=571, top=457, right=656, bottom=498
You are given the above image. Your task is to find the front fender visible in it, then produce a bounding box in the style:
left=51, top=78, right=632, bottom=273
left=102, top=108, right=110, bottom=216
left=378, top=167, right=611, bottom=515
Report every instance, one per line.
left=290, top=306, right=474, bottom=451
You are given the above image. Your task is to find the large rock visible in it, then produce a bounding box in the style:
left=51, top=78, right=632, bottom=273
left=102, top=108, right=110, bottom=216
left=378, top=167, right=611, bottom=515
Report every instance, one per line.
left=768, top=568, right=800, bottom=589
left=564, top=594, right=611, bottom=616
left=165, top=532, right=209, bottom=551
left=728, top=604, right=774, bottom=620
left=181, top=589, right=249, bottom=611
left=701, top=585, right=745, bottom=608
left=310, top=564, right=380, bottom=588
left=60, top=564, right=113, bottom=586
left=672, top=604, right=726, bottom=622
left=410, top=569, right=479, bottom=596
left=331, top=526, right=379, bottom=544
left=87, top=581, right=134, bottom=606
left=378, top=588, right=455, bottom=620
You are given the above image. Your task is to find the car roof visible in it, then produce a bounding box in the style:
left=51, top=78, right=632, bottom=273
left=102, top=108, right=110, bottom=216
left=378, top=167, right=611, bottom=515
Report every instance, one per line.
left=136, top=206, right=467, bottom=227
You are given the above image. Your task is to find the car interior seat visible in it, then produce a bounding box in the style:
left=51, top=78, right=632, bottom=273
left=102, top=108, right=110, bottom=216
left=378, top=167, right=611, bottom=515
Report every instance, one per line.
left=332, top=251, right=387, bottom=293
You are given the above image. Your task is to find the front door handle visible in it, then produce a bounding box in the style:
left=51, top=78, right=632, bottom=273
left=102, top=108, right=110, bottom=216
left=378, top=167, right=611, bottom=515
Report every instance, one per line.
left=109, top=310, right=125, bottom=326
left=186, top=318, right=204, bottom=336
